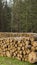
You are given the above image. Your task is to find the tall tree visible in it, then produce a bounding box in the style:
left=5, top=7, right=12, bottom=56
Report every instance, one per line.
left=0, top=0, right=4, bottom=31
left=3, top=0, right=11, bottom=32
left=0, top=0, right=11, bottom=32
left=12, top=0, right=37, bottom=32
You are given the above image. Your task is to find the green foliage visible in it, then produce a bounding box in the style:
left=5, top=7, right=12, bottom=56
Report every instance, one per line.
left=0, top=56, right=36, bottom=65
left=0, top=0, right=37, bottom=32
left=12, top=0, right=37, bottom=32
left=0, top=0, right=11, bottom=32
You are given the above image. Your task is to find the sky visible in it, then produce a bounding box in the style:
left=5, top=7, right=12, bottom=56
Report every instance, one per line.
left=2, top=0, right=13, bottom=7
left=3, top=0, right=11, bottom=3
left=7, top=0, right=13, bottom=4
left=7, top=0, right=13, bottom=7
left=7, top=0, right=9, bottom=2
left=7, top=0, right=13, bottom=3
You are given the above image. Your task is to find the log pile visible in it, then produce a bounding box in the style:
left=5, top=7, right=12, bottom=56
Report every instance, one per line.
left=0, top=32, right=37, bottom=37
left=0, top=33, right=37, bottom=63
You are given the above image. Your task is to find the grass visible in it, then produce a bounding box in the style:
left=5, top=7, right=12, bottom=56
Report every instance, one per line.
left=0, top=56, right=37, bottom=65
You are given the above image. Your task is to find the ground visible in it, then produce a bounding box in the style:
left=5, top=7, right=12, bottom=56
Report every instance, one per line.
left=0, top=56, right=37, bottom=65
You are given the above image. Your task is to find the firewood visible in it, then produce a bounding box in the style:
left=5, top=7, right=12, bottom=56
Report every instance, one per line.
left=25, top=37, right=30, bottom=41
left=7, top=47, right=11, bottom=50
left=25, top=58, right=28, bottom=61
left=0, top=53, right=3, bottom=56
left=19, top=54, right=22, bottom=59
left=18, top=43, right=23, bottom=47
left=5, top=39, right=9, bottom=44
left=0, top=40, right=2, bottom=43
left=25, top=41, right=29, bottom=48
left=17, top=47, right=21, bottom=51
left=32, top=41, right=37, bottom=47
left=25, top=49, right=30, bottom=54
left=2, top=51, right=6, bottom=56
left=35, top=47, right=37, bottom=50
left=15, top=51, right=17, bottom=55
left=2, top=39, right=5, bottom=44
left=10, top=45, right=14, bottom=50
left=25, top=55, right=28, bottom=61
left=2, top=44, right=7, bottom=49
left=12, top=49, right=15, bottom=53
left=14, top=44, right=17, bottom=48
left=0, top=50, right=2, bottom=54
left=30, top=37, right=34, bottom=42
left=9, top=42, right=13, bottom=46
left=22, top=46, right=24, bottom=50
left=22, top=57, right=24, bottom=61
left=6, top=51, right=11, bottom=57
left=31, top=47, right=35, bottom=51
left=17, top=54, right=20, bottom=58
left=23, top=50, right=26, bottom=55
left=0, top=33, right=37, bottom=63
left=9, top=38, right=12, bottom=43
left=28, top=52, right=37, bottom=63
left=17, top=50, right=22, bottom=55
left=16, top=56, right=21, bottom=60
left=13, top=53, right=16, bottom=57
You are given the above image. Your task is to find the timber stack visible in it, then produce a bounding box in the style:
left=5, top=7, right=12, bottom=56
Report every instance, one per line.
left=0, top=33, right=37, bottom=63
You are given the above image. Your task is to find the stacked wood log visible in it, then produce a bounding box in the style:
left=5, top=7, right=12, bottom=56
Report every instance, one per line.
left=0, top=33, right=37, bottom=63
left=0, top=32, right=37, bottom=37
